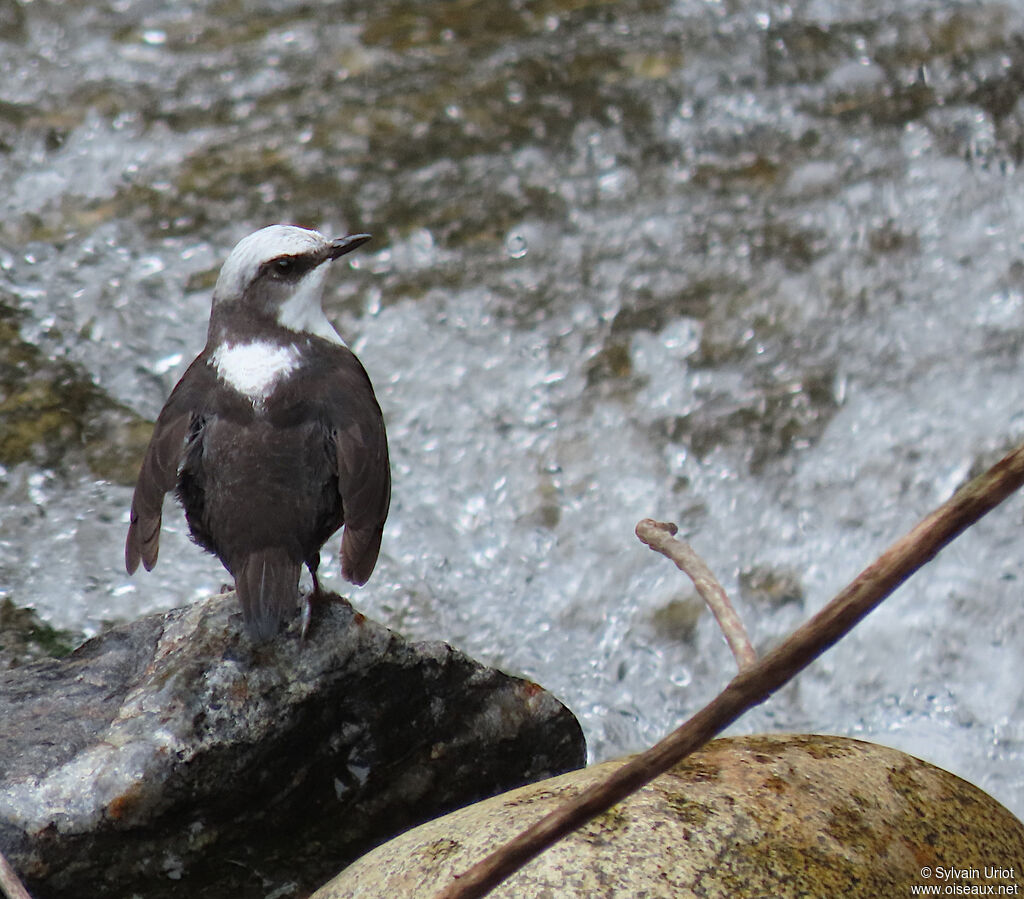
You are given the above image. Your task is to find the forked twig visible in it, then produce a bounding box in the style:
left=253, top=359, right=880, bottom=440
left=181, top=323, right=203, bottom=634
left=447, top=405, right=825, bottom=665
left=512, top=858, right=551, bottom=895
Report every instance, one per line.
left=0, top=849, right=33, bottom=899
left=636, top=519, right=757, bottom=670
left=433, top=441, right=1024, bottom=899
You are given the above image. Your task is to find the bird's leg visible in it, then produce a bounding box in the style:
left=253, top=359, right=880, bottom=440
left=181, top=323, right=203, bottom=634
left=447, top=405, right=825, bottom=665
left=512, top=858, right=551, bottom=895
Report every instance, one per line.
left=300, top=554, right=323, bottom=641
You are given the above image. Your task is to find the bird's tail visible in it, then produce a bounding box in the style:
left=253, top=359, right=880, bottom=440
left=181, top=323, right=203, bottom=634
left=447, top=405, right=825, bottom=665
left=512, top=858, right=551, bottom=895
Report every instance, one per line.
left=235, top=548, right=301, bottom=642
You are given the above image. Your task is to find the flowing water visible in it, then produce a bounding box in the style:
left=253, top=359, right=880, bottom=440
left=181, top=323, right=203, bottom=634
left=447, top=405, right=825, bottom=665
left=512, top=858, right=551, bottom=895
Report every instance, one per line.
left=1, top=0, right=1023, bottom=819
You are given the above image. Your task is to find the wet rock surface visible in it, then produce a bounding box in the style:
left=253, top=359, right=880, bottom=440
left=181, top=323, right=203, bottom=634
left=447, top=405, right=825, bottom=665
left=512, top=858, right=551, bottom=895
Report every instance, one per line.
left=0, top=593, right=585, bottom=899
left=319, top=734, right=1024, bottom=899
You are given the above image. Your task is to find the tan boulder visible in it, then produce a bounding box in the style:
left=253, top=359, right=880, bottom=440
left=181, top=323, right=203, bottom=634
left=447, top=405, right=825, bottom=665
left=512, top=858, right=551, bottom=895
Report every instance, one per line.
left=315, top=733, right=1024, bottom=898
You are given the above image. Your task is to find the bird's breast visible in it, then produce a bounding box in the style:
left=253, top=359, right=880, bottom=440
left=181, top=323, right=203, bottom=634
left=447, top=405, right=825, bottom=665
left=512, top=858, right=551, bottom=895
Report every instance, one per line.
left=210, top=340, right=301, bottom=407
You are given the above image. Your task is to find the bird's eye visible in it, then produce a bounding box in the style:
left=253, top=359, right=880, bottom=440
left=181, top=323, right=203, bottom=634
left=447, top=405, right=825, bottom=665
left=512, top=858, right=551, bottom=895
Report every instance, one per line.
left=273, top=258, right=296, bottom=276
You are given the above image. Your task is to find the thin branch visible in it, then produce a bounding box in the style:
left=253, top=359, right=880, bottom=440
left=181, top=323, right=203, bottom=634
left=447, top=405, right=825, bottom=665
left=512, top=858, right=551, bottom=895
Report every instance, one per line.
left=433, top=440, right=1024, bottom=899
left=636, top=519, right=757, bottom=670
left=0, top=849, right=33, bottom=899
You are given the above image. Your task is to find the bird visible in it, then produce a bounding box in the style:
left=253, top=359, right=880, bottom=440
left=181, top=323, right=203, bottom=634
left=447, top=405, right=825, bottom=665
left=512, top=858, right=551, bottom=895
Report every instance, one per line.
left=125, top=224, right=391, bottom=642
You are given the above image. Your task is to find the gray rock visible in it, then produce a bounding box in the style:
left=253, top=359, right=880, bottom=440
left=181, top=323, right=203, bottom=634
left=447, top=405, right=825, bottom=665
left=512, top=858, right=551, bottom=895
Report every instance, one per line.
left=0, top=592, right=585, bottom=898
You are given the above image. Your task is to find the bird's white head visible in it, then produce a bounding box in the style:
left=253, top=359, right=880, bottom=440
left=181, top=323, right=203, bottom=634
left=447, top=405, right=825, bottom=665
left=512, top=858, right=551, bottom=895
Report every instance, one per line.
left=211, top=225, right=370, bottom=345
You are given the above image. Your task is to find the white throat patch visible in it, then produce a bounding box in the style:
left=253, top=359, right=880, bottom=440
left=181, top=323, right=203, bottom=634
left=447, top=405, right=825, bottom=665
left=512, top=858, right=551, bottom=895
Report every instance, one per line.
left=211, top=341, right=301, bottom=404
left=276, top=267, right=347, bottom=346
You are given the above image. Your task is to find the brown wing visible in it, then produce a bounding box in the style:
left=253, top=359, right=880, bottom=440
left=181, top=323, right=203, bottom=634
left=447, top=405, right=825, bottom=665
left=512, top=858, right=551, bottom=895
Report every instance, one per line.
left=125, top=355, right=216, bottom=574
left=321, top=349, right=391, bottom=585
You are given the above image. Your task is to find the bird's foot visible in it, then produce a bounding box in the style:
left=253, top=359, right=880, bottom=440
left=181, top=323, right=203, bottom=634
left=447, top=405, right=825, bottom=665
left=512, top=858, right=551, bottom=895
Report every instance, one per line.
left=299, top=589, right=357, bottom=641
left=300, top=592, right=315, bottom=642
left=300, top=574, right=325, bottom=642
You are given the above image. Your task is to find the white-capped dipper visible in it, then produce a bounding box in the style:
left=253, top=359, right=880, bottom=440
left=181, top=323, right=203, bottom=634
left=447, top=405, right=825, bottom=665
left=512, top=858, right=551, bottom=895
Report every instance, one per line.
left=125, top=225, right=391, bottom=642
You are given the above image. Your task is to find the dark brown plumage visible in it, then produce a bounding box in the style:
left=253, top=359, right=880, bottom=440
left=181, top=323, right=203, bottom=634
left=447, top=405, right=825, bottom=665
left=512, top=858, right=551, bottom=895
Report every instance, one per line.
left=125, top=226, right=390, bottom=641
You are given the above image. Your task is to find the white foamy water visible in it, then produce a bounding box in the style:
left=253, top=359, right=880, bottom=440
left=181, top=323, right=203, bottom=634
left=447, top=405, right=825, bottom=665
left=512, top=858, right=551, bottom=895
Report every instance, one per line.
left=0, top=0, right=1021, bottom=821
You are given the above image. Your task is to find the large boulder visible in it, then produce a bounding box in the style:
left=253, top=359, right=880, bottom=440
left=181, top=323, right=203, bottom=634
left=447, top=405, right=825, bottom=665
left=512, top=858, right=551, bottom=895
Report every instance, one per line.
left=319, top=733, right=1024, bottom=898
left=0, top=592, right=585, bottom=898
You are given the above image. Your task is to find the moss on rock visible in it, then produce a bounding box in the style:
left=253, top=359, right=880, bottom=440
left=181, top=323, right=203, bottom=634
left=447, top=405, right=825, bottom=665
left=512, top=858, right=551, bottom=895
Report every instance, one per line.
left=316, top=734, right=1024, bottom=898
left=0, top=299, right=150, bottom=484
